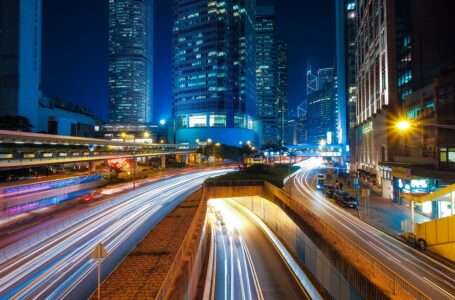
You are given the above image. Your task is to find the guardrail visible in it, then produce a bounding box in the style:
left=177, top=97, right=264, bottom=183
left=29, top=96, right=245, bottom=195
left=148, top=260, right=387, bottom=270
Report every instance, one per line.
left=204, top=180, right=265, bottom=187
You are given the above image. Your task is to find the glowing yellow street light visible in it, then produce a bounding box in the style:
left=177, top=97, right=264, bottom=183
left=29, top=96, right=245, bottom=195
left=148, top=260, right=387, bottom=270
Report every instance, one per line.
left=120, top=132, right=127, bottom=138
left=215, top=142, right=221, bottom=147
left=207, top=138, right=213, bottom=144
left=143, top=131, right=150, bottom=138
left=396, top=120, right=411, bottom=131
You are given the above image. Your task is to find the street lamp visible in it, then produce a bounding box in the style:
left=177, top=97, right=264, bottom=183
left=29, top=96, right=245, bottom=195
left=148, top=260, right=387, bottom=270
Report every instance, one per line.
left=396, top=120, right=411, bottom=131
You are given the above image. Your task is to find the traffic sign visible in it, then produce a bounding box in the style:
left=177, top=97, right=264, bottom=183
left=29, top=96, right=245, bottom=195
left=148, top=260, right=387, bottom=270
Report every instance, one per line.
left=90, top=242, right=109, bottom=259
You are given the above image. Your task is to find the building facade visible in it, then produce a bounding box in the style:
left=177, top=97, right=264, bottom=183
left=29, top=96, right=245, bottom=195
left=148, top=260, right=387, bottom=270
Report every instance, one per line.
left=353, top=0, right=400, bottom=184
left=336, top=0, right=357, bottom=161
left=256, top=6, right=278, bottom=145
left=352, top=0, right=455, bottom=198
left=277, top=40, right=289, bottom=145
left=0, top=0, right=42, bottom=127
left=108, top=0, right=153, bottom=125
left=172, top=0, right=257, bottom=146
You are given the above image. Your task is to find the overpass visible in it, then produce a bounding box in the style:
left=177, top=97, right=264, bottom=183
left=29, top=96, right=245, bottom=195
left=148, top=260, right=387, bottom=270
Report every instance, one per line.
left=285, top=144, right=343, bottom=157
left=0, top=130, right=197, bottom=169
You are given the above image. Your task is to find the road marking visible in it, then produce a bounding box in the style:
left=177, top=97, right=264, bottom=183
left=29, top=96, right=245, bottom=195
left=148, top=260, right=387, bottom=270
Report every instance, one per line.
left=368, top=241, right=401, bottom=263
left=422, top=276, right=455, bottom=299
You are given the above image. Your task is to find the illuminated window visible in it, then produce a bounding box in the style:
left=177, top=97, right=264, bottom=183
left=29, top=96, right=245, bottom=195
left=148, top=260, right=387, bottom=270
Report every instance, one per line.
left=189, top=115, right=207, bottom=128
left=209, top=114, right=226, bottom=127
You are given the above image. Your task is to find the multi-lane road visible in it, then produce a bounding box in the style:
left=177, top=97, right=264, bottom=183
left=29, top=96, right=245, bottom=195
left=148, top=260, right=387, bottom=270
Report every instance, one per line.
left=208, top=199, right=311, bottom=300
left=291, top=158, right=455, bottom=299
left=0, top=170, right=227, bottom=299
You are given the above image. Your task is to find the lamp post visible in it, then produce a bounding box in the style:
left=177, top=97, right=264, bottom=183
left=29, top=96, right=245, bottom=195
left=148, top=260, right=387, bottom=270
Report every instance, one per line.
left=213, top=142, right=221, bottom=165
left=196, top=138, right=212, bottom=164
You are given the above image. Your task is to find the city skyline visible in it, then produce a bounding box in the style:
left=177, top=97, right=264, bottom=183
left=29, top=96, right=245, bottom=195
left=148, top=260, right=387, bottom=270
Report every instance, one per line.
left=0, top=1, right=454, bottom=299
left=40, top=0, right=335, bottom=123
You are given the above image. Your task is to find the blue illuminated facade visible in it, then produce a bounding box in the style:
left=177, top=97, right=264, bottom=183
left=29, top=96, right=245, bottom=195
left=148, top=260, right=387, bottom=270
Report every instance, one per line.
left=0, top=0, right=42, bottom=127
left=108, top=0, right=153, bottom=125
left=172, top=0, right=258, bottom=146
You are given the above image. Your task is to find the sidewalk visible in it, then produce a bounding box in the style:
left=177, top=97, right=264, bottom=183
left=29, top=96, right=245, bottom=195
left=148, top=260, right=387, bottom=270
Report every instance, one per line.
left=331, top=175, right=430, bottom=236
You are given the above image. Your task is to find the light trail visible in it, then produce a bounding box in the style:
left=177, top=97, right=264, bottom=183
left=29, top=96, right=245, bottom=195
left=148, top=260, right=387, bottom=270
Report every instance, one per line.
left=208, top=199, right=314, bottom=300
left=0, top=170, right=228, bottom=299
left=291, top=158, right=455, bottom=299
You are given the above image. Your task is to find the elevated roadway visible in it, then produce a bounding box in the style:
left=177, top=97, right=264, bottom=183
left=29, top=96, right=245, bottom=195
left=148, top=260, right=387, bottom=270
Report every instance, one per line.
left=0, top=130, right=196, bottom=169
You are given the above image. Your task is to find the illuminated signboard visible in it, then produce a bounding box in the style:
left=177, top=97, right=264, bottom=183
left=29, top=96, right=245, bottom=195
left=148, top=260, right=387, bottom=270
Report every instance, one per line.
left=392, top=167, right=412, bottom=180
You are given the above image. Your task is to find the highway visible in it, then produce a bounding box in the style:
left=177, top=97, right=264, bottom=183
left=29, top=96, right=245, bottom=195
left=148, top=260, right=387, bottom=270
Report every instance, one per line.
left=208, top=199, right=311, bottom=300
left=291, top=158, right=455, bottom=299
left=0, top=170, right=227, bottom=299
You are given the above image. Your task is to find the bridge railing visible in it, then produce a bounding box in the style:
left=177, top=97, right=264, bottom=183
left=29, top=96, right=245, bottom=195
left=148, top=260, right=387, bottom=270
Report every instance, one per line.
left=204, top=180, right=265, bottom=187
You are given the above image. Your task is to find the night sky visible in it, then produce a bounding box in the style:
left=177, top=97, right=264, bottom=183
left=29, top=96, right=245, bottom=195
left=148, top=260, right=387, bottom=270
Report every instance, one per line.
left=41, top=0, right=335, bottom=122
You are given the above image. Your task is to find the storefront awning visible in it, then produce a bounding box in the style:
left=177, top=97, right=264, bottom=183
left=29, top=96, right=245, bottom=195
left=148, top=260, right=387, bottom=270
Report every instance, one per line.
left=401, top=183, right=455, bottom=204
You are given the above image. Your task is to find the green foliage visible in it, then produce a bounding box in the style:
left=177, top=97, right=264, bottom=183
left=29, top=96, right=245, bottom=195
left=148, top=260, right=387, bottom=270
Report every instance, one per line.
left=206, top=163, right=300, bottom=188
left=0, top=114, right=34, bottom=132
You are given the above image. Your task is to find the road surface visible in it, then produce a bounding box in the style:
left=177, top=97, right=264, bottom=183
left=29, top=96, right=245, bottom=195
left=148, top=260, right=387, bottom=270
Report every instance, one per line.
left=0, top=170, right=227, bottom=299
left=291, top=158, right=455, bottom=299
left=208, top=199, right=310, bottom=300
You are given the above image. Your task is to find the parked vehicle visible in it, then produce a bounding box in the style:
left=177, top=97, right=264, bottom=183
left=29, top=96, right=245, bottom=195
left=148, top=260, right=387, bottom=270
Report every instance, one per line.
left=333, top=190, right=358, bottom=208
left=316, top=178, right=325, bottom=190
left=342, top=195, right=358, bottom=208
left=322, top=184, right=336, bottom=198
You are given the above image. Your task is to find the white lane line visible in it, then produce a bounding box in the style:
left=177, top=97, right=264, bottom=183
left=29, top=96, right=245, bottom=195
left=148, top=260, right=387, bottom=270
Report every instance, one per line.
left=422, top=276, right=455, bottom=299
left=368, top=241, right=401, bottom=263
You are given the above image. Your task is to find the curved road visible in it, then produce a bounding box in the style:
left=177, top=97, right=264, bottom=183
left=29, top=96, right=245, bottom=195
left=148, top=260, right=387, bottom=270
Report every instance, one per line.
left=208, top=199, right=310, bottom=300
left=0, top=170, right=227, bottom=299
left=291, top=158, right=455, bottom=299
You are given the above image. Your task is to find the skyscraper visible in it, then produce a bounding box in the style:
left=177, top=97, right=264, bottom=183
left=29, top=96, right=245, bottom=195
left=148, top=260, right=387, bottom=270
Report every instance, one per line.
left=277, top=40, right=289, bottom=145
left=0, top=0, right=42, bottom=127
left=336, top=0, right=357, bottom=161
left=172, top=0, right=257, bottom=146
left=108, top=0, right=153, bottom=125
left=256, top=6, right=278, bottom=145
left=306, top=67, right=337, bottom=145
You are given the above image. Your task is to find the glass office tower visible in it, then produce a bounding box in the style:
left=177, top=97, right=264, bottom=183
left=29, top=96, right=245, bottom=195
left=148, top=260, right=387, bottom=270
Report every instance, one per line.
left=108, top=0, right=153, bottom=125
left=277, top=40, right=288, bottom=145
left=255, top=5, right=278, bottom=145
left=172, top=0, right=258, bottom=146
left=0, top=0, right=41, bottom=127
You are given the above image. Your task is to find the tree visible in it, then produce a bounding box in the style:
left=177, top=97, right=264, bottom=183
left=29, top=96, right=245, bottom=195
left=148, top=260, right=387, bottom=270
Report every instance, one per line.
left=0, top=115, right=34, bottom=132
